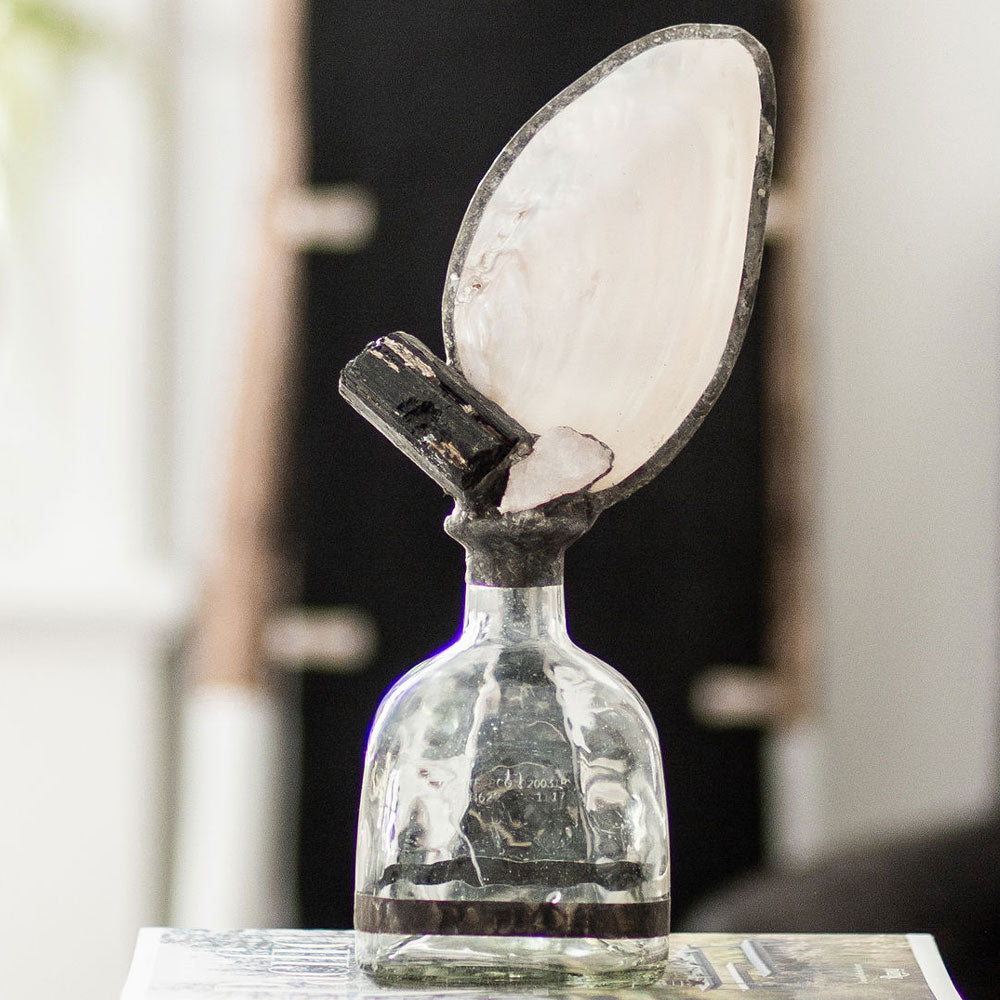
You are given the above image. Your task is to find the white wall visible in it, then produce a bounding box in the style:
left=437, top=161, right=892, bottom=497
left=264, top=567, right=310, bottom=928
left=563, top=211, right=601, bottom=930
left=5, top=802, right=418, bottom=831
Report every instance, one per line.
left=170, top=0, right=271, bottom=568
left=0, top=601, right=172, bottom=1000
left=0, top=0, right=270, bottom=997
left=776, top=1, right=1000, bottom=855
left=0, top=23, right=175, bottom=1000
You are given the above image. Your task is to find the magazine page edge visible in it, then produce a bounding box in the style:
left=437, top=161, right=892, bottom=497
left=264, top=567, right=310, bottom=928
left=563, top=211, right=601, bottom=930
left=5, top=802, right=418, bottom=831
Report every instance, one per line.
left=120, top=927, right=167, bottom=1000
left=907, top=933, right=964, bottom=1000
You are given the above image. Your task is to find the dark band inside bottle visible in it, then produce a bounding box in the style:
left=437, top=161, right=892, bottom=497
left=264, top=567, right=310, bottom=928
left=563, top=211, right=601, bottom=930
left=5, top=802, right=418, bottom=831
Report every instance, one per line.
left=354, top=893, right=670, bottom=939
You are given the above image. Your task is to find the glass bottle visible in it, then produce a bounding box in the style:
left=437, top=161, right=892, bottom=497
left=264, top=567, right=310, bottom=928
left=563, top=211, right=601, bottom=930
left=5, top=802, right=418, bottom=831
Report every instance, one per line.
left=354, top=506, right=670, bottom=986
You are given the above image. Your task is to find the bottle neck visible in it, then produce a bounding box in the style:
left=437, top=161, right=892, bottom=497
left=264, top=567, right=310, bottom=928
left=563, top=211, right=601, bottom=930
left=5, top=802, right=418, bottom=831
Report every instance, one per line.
left=462, top=581, right=567, bottom=641
left=444, top=498, right=599, bottom=588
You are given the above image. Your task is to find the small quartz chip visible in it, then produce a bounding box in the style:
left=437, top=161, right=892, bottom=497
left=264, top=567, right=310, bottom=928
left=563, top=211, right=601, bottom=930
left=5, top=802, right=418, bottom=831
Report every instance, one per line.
left=499, top=426, right=613, bottom=514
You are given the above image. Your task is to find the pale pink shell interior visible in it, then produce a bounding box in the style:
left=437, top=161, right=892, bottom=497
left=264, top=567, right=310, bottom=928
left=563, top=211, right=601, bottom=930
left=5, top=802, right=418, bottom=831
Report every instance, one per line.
left=450, top=37, right=762, bottom=501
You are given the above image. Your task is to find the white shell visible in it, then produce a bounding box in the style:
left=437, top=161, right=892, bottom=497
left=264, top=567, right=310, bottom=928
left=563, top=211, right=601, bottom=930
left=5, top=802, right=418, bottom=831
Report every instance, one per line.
left=445, top=29, right=769, bottom=510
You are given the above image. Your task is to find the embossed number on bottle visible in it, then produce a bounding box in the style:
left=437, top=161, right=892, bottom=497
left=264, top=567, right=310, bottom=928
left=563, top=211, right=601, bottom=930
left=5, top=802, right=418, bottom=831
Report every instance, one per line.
left=472, top=764, right=572, bottom=805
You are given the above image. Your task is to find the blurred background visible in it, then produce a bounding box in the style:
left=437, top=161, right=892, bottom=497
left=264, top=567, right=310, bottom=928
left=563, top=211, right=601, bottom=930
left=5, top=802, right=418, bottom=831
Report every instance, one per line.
left=0, top=1, right=997, bottom=998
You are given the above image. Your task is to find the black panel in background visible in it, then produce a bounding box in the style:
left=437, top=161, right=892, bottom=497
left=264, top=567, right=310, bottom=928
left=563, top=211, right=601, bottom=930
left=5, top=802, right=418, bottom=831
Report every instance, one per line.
left=290, top=3, right=789, bottom=929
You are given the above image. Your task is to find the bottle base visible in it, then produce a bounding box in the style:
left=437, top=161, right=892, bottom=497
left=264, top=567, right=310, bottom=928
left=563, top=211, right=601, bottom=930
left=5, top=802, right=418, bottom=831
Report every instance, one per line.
left=356, top=930, right=670, bottom=987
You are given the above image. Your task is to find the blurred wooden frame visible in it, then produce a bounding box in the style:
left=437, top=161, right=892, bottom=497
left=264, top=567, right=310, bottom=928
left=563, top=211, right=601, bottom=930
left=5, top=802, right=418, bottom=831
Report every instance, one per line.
left=191, top=0, right=379, bottom=691
left=188, top=0, right=305, bottom=690
left=761, top=1, right=817, bottom=727
left=693, top=3, right=817, bottom=728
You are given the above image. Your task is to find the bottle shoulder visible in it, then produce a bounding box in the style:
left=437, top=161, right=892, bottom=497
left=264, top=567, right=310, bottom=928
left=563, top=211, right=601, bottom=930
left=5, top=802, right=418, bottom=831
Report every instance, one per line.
left=369, top=632, right=660, bottom=745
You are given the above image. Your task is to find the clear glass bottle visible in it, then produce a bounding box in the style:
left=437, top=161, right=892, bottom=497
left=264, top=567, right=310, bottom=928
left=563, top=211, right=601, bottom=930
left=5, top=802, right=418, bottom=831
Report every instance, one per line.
left=354, top=508, right=670, bottom=986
